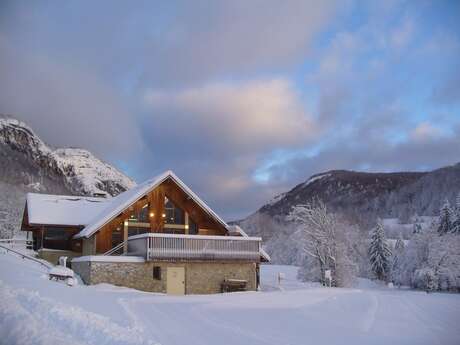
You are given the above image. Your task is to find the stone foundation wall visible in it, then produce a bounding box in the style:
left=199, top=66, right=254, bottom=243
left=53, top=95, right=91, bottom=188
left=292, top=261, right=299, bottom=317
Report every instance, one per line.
left=185, top=261, right=256, bottom=294
left=72, top=259, right=257, bottom=294
left=71, top=260, right=91, bottom=283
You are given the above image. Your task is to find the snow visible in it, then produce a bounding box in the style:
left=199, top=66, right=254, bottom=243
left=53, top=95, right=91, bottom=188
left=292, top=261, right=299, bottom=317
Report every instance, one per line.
left=48, top=266, right=74, bottom=278
left=387, top=238, right=410, bottom=248
left=128, top=232, right=262, bottom=241
left=267, top=192, right=286, bottom=206
left=72, top=256, right=145, bottom=263
left=383, top=217, right=434, bottom=234
left=53, top=148, right=136, bottom=197
left=27, top=193, right=110, bottom=226
left=1, top=251, right=460, bottom=345
left=302, top=173, right=331, bottom=188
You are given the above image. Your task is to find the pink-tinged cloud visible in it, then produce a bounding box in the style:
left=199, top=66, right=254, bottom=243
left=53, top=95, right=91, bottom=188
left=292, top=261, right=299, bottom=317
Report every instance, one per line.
left=143, top=79, right=317, bottom=155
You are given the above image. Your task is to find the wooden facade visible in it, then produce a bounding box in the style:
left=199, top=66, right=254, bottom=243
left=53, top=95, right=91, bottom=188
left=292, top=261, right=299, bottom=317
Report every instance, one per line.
left=93, top=178, right=228, bottom=254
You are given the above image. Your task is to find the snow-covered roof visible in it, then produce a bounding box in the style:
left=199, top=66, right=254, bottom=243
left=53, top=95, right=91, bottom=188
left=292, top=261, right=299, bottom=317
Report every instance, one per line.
left=26, top=193, right=110, bottom=227
left=74, top=170, right=229, bottom=239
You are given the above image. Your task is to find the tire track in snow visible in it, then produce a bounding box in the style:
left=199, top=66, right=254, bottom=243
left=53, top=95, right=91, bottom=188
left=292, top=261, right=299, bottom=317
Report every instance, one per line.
left=121, top=295, right=278, bottom=345
left=360, top=291, right=379, bottom=333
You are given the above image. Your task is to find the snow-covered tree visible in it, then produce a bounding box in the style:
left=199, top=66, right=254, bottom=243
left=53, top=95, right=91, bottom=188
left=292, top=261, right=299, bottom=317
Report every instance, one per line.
left=451, top=192, right=460, bottom=234
left=437, top=199, right=453, bottom=235
left=369, top=221, right=392, bottom=281
left=392, top=233, right=405, bottom=286
left=414, top=268, right=437, bottom=292
left=288, top=200, right=357, bottom=287
left=402, top=222, right=460, bottom=292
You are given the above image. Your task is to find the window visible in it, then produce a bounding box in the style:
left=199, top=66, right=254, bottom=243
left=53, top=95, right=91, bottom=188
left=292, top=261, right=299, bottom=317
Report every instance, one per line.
left=128, top=204, right=149, bottom=223
left=188, top=219, right=198, bottom=235
left=164, top=198, right=184, bottom=225
left=153, top=266, right=161, bottom=280
left=43, top=228, right=74, bottom=250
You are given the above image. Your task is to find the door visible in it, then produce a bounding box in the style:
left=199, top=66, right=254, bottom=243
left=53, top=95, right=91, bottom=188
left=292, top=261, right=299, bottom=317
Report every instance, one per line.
left=166, top=267, right=185, bottom=295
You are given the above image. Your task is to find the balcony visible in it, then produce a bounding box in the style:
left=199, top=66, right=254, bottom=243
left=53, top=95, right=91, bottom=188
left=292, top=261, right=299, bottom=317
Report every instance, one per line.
left=126, top=233, right=262, bottom=262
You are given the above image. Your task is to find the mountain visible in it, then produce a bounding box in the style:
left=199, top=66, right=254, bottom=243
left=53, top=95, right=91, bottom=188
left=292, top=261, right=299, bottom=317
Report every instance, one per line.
left=238, top=164, right=460, bottom=264
left=0, top=115, right=136, bottom=238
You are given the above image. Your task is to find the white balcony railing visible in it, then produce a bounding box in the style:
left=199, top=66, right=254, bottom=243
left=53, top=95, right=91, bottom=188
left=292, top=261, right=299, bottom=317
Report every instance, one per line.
left=126, top=233, right=262, bottom=262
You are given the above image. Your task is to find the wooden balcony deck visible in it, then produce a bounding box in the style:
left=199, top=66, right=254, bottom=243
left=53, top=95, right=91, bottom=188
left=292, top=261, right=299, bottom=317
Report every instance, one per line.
left=126, top=233, right=262, bottom=262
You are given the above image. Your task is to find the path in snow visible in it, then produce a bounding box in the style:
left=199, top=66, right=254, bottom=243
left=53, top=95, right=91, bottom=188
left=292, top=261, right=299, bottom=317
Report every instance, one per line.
left=1, top=251, right=460, bottom=345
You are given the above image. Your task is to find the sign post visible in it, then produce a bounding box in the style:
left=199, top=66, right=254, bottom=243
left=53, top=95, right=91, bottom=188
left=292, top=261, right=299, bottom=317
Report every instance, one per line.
left=278, top=272, right=285, bottom=290
left=324, top=269, right=332, bottom=287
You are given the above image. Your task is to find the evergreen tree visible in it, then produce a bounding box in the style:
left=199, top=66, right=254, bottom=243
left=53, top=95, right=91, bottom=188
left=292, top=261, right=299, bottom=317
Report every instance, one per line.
left=369, top=221, right=392, bottom=281
left=437, top=199, right=453, bottom=235
left=451, top=192, right=460, bottom=234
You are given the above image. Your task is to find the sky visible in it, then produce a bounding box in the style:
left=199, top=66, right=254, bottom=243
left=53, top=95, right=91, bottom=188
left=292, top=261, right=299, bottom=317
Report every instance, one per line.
left=1, top=0, right=459, bottom=220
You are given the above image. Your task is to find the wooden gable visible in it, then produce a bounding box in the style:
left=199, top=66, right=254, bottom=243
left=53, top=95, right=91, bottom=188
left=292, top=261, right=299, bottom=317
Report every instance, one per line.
left=94, top=177, right=228, bottom=253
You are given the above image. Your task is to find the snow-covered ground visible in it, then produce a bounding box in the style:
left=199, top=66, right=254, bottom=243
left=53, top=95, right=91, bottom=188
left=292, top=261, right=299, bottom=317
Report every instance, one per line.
left=1, top=250, right=459, bottom=345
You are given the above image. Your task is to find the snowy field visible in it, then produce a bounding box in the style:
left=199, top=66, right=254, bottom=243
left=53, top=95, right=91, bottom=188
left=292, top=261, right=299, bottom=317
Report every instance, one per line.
left=1, top=251, right=460, bottom=345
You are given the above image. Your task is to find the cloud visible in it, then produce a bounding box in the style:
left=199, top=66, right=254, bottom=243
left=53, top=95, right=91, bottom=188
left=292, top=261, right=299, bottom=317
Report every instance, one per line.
left=432, top=73, right=460, bottom=106
left=140, top=0, right=339, bottom=86
left=0, top=35, right=143, bottom=161
left=410, top=122, right=443, bottom=142
left=143, top=79, right=316, bottom=155
left=262, top=123, right=460, bottom=189
left=138, top=78, right=318, bottom=219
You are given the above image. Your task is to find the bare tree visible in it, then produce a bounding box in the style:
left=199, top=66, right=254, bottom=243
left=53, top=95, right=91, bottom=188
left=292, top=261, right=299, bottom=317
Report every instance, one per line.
left=288, top=199, right=356, bottom=287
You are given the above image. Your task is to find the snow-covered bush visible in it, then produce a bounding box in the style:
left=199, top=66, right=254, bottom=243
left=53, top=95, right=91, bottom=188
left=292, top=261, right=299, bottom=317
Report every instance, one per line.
left=413, top=268, right=437, bottom=292
left=401, top=224, right=460, bottom=292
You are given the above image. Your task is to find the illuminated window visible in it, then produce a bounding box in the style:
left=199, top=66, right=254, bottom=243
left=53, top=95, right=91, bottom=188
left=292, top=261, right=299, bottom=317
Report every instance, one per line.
left=128, top=204, right=149, bottom=223
left=164, top=197, right=184, bottom=225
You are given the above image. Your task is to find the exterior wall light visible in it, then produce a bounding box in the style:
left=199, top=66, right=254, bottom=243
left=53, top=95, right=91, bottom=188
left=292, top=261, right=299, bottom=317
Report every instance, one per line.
left=149, top=212, right=154, bottom=218
left=162, top=213, right=166, bottom=218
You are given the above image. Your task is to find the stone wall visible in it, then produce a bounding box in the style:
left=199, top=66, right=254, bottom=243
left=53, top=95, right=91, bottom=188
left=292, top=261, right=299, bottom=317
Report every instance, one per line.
left=71, top=260, right=91, bottom=283
left=72, top=259, right=257, bottom=294
left=185, top=261, right=256, bottom=294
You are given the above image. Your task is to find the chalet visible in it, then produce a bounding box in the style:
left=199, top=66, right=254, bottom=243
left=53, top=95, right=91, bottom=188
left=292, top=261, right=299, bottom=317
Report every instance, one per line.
left=21, top=170, right=269, bottom=294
